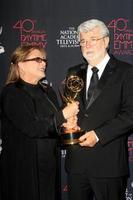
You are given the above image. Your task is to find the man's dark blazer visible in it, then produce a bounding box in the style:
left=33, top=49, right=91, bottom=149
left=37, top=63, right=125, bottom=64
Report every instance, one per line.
left=65, top=55, right=133, bottom=178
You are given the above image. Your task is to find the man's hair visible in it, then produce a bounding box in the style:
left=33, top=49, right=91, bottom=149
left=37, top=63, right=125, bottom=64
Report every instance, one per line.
left=77, top=19, right=110, bottom=41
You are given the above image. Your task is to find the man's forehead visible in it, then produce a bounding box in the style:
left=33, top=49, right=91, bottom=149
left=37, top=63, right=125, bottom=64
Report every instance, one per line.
left=80, top=28, right=101, bottom=37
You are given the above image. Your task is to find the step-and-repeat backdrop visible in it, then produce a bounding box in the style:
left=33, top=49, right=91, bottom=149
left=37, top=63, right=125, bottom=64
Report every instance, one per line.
left=0, top=0, right=133, bottom=199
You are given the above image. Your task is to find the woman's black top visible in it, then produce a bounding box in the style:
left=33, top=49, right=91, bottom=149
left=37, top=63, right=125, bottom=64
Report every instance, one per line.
left=0, top=79, right=64, bottom=200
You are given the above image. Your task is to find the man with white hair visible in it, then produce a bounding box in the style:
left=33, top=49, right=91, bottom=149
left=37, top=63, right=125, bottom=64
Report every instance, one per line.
left=64, top=19, right=133, bottom=200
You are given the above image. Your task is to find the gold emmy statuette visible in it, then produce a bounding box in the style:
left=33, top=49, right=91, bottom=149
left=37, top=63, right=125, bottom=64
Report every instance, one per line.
left=60, top=75, right=84, bottom=145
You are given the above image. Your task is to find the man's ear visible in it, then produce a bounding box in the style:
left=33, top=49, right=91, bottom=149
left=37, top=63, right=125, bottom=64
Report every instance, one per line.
left=104, top=36, right=110, bottom=49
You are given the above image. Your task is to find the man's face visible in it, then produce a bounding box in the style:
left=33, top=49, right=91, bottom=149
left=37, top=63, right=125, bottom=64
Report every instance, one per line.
left=79, top=27, right=109, bottom=66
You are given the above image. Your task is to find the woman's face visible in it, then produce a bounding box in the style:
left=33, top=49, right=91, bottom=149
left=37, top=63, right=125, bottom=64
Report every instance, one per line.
left=18, top=49, right=47, bottom=84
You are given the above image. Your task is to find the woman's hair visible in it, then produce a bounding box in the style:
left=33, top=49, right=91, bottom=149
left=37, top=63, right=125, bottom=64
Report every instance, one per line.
left=6, top=45, right=46, bottom=85
left=77, top=19, right=110, bottom=41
